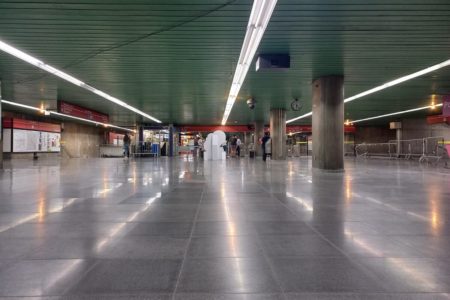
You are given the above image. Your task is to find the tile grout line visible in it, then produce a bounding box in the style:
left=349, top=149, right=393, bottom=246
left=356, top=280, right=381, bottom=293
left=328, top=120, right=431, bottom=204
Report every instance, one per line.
left=257, top=179, right=394, bottom=293
left=242, top=177, right=296, bottom=300
left=171, top=186, right=205, bottom=300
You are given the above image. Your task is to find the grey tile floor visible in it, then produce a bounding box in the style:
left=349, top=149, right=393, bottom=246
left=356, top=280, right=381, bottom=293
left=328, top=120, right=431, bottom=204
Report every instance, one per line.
left=0, top=156, right=450, bottom=299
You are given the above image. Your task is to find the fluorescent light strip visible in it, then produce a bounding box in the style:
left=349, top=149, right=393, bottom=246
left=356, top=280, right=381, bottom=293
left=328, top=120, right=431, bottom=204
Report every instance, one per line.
left=287, top=58, right=450, bottom=124
left=1, top=99, right=134, bottom=132
left=344, top=59, right=450, bottom=103
left=221, top=0, right=278, bottom=125
left=351, top=103, right=442, bottom=123
left=0, top=40, right=161, bottom=123
left=286, top=111, right=312, bottom=123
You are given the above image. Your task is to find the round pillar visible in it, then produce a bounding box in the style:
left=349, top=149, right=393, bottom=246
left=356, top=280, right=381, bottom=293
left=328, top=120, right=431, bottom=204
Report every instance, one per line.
left=312, top=76, right=344, bottom=171
left=270, top=108, right=287, bottom=160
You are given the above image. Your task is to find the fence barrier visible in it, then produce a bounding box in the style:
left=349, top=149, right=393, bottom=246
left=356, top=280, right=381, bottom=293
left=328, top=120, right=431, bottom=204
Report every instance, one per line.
left=355, top=137, right=448, bottom=164
left=131, top=142, right=159, bottom=157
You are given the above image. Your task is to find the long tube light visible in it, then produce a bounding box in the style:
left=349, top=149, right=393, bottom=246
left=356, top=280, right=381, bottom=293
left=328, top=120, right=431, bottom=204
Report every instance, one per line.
left=221, top=0, right=278, bottom=125
left=1, top=99, right=135, bottom=132
left=286, top=58, right=450, bottom=124
left=351, top=103, right=442, bottom=124
left=0, top=40, right=161, bottom=123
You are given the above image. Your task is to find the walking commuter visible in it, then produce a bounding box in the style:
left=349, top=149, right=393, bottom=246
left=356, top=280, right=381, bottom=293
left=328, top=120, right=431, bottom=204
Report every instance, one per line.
left=236, top=136, right=242, bottom=157
left=261, top=132, right=271, bottom=161
left=123, top=133, right=131, bottom=158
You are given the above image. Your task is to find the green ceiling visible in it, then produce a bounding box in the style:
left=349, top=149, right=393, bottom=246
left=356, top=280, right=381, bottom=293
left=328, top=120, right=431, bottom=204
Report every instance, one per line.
left=1, top=0, right=450, bottom=126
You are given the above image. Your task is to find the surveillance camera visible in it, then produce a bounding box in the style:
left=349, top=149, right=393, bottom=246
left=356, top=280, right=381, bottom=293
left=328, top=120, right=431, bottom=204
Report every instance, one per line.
left=246, top=98, right=256, bottom=110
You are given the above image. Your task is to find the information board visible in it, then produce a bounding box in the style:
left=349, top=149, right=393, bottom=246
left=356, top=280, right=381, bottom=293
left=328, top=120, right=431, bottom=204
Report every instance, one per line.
left=11, top=129, right=61, bottom=153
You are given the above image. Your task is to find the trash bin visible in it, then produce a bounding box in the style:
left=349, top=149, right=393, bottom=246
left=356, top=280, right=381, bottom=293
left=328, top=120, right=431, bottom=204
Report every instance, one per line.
left=249, top=150, right=255, bottom=158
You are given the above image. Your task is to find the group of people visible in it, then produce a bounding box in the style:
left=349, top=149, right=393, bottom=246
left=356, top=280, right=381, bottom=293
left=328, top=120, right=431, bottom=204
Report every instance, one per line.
left=227, top=133, right=271, bottom=161
left=122, top=131, right=271, bottom=161
left=228, top=135, right=242, bottom=157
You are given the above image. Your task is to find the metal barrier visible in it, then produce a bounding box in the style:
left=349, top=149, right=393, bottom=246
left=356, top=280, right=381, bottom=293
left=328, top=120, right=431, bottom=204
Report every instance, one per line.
left=131, top=142, right=159, bottom=157
left=344, top=142, right=356, bottom=156
left=387, top=138, right=424, bottom=159
left=420, top=137, right=445, bottom=163
left=355, top=142, right=397, bottom=158
left=356, top=137, right=446, bottom=164
left=287, top=144, right=301, bottom=157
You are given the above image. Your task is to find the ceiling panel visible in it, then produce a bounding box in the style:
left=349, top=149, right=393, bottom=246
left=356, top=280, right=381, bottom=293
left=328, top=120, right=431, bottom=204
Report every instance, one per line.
left=0, top=0, right=450, bottom=125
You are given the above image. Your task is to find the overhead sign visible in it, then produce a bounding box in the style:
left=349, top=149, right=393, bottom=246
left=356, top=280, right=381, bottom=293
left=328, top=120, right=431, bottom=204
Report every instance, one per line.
left=443, top=95, right=450, bottom=117
left=58, top=100, right=109, bottom=123
left=3, top=118, right=61, bottom=133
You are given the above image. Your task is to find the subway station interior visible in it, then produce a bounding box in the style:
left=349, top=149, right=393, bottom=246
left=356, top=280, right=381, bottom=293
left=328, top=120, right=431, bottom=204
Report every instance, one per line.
left=1, top=1, right=450, bottom=299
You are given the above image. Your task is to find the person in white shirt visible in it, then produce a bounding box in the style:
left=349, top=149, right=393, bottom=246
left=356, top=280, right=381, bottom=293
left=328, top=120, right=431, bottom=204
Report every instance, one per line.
left=236, top=136, right=242, bottom=157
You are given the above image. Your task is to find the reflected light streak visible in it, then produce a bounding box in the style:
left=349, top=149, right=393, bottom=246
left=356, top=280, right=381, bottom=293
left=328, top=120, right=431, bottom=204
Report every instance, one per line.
left=297, top=191, right=443, bottom=290
left=220, top=182, right=244, bottom=290
left=356, top=193, right=439, bottom=230
left=428, top=186, right=442, bottom=234
left=0, top=198, right=80, bottom=233
left=345, top=230, right=442, bottom=290
left=0, top=214, right=38, bottom=233
left=345, top=175, right=352, bottom=204
left=286, top=192, right=313, bottom=212
left=95, top=192, right=161, bottom=252
left=44, top=260, right=83, bottom=291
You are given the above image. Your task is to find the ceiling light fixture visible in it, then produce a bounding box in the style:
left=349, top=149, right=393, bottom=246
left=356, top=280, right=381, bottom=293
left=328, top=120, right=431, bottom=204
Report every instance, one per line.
left=286, top=58, right=450, bottom=124
left=286, top=111, right=312, bottom=123
left=0, top=40, right=161, bottom=123
left=1, top=99, right=135, bottom=132
left=221, top=0, right=278, bottom=125
left=351, top=103, right=442, bottom=124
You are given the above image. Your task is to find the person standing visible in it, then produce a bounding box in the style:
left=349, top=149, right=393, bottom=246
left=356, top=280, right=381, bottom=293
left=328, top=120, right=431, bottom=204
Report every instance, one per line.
left=123, top=133, right=131, bottom=158
left=230, top=135, right=237, bottom=157
left=236, top=136, right=242, bottom=157
left=261, top=132, right=270, bottom=161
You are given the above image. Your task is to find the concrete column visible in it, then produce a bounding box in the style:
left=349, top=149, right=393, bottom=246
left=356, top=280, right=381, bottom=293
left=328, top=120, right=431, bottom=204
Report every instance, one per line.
left=0, top=80, right=3, bottom=170
left=168, top=124, right=174, bottom=157
left=270, top=108, right=287, bottom=160
left=254, top=121, right=265, bottom=156
left=312, top=76, right=344, bottom=171
left=138, top=125, right=144, bottom=144
left=396, top=125, right=402, bottom=158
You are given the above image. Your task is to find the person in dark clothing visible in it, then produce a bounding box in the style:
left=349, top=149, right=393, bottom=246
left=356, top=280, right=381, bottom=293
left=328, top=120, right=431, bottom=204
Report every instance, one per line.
left=261, top=132, right=270, bottom=161
left=230, top=135, right=237, bottom=157
left=123, top=133, right=131, bottom=158
left=236, top=135, right=242, bottom=157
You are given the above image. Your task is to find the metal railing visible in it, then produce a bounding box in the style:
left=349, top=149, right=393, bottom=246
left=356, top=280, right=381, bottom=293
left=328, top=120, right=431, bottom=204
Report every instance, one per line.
left=131, top=142, right=159, bottom=157
left=356, top=137, right=446, bottom=164
left=344, top=142, right=356, bottom=157
left=355, top=142, right=397, bottom=158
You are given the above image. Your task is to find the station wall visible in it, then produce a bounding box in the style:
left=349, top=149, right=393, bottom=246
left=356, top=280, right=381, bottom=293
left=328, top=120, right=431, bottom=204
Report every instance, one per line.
left=60, top=122, right=105, bottom=158
left=1, top=111, right=106, bottom=159
left=401, top=118, right=450, bottom=141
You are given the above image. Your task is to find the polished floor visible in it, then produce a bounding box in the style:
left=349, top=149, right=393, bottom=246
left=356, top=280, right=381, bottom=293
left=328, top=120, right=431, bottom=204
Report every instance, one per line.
left=0, top=156, right=450, bottom=299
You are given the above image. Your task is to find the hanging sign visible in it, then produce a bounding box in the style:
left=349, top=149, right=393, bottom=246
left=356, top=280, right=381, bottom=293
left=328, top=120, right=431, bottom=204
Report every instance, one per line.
left=58, top=100, right=109, bottom=123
